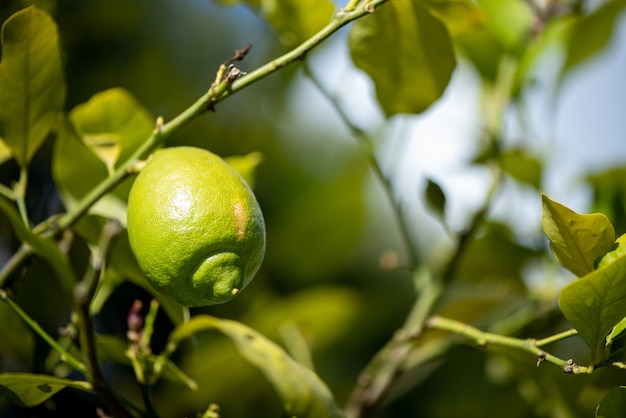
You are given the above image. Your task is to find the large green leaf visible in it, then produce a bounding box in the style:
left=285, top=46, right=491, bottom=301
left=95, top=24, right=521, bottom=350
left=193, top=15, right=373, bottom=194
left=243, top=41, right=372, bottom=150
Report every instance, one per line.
left=596, top=386, right=626, bottom=418
left=349, top=0, right=456, bottom=116
left=559, top=255, right=626, bottom=362
left=165, top=315, right=345, bottom=418
left=0, top=6, right=65, bottom=166
left=0, top=373, right=92, bottom=408
left=475, top=0, right=533, bottom=51
left=214, top=0, right=335, bottom=46
left=541, top=193, right=615, bottom=277
left=561, top=0, right=626, bottom=82
left=52, top=88, right=152, bottom=223
left=69, top=88, right=153, bottom=171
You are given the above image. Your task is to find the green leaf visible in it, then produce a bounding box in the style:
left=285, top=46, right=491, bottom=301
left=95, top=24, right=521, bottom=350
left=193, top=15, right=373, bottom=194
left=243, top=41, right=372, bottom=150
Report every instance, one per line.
left=561, top=0, right=626, bottom=82
left=497, top=150, right=542, bottom=189
left=70, top=87, right=153, bottom=170
left=596, top=386, right=626, bottom=418
left=541, top=193, right=615, bottom=277
left=559, top=255, right=626, bottom=361
left=166, top=315, right=345, bottom=418
left=52, top=88, right=153, bottom=222
left=215, top=0, right=335, bottom=46
left=0, top=373, right=92, bottom=408
left=475, top=0, right=533, bottom=51
left=349, top=0, right=456, bottom=116
left=454, top=0, right=532, bottom=82
left=0, top=6, right=65, bottom=166
left=424, top=177, right=446, bottom=219
left=597, top=233, right=626, bottom=270
left=0, top=197, right=76, bottom=292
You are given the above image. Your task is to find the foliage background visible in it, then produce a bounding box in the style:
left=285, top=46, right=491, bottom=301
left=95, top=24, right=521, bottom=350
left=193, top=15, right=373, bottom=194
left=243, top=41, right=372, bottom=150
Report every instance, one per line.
left=1, top=0, right=626, bottom=417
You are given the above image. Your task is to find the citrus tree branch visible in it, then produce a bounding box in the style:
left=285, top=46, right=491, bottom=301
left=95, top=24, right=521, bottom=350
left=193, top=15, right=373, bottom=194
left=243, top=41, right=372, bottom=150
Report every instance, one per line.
left=426, top=316, right=590, bottom=374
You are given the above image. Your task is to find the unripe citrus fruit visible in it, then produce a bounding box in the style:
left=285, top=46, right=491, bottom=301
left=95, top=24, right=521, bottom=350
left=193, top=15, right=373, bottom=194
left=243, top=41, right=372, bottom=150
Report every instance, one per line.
left=127, top=146, right=265, bottom=307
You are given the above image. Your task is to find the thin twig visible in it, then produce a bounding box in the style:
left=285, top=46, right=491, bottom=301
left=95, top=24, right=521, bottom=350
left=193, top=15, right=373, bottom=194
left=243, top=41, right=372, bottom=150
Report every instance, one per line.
left=0, top=289, right=86, bottom=373
left=426, top=316, right=589, bottom=374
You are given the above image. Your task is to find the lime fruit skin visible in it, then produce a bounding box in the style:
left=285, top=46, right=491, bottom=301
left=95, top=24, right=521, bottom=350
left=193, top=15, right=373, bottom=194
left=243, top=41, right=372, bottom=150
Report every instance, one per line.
left=127, top=146, right=266, bottom=307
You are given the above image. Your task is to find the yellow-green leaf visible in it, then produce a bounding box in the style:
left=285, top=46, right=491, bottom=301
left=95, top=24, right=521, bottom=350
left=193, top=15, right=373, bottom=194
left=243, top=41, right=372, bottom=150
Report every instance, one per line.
left=70, top=88, right=153, bottom=169
left=541, top=193, right=615, bottom=277
left=349, top=0, right=456, bottom=116
left=166, top=315, right=345, bottom=418
left=0, top=373, right=91, bottom=408
left=0, top=6, right=65, bottom=166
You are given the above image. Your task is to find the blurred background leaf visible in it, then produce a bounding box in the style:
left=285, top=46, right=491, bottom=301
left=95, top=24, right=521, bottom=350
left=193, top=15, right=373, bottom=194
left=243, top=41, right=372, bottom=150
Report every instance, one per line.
left=349, top=0, right=456, bottom=116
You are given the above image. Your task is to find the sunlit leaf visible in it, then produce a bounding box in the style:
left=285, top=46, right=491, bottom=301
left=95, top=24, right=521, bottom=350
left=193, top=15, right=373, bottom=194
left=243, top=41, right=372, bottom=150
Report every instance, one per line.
left=0, top=6, right=65, bottom=166
left=214, top=0, right=335, bottom=46
left=83, top=133, right=122, bottom=176
left=52, top=88, right=152, bottom=223
left=70, top=88, right=153, bottom=169
left=561, top=0, right=626, bottom=82
left=166, top=315, right=345, bottom=418
left=349, top=0, right=456, bottom=116
left=542, top=193, right=615, bottom=277
left=596, top=386, right=626, bottom=417
left=0, top=373, right=92, bottom=408
left=498, top=150, right=542, bottom=189
left=559, top=255, right=626, bottom=361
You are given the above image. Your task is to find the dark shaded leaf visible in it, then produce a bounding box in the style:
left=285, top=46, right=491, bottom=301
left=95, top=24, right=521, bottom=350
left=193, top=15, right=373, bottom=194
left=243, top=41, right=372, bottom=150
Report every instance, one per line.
left=596, top=386, right=626, bottom=418
left=424, top=177, right=446, bottom=219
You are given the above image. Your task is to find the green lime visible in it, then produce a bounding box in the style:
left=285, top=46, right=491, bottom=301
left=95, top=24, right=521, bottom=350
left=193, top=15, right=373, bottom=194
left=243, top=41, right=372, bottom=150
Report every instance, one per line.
left=127, top=146, right=265, bottom=307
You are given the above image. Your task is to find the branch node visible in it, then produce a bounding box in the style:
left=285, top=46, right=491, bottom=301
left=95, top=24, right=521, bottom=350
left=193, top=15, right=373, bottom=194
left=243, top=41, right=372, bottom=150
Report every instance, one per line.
left=536, top=351, right=546, bottom=367
left=154, top=116, right=165, bottom=133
